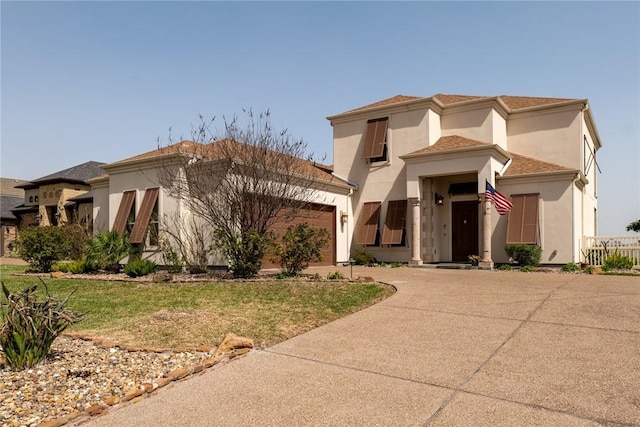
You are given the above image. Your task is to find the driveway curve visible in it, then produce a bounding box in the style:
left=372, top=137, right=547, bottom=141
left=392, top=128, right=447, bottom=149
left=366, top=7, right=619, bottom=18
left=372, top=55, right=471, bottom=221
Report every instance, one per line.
left=87, top=267, right=640, bottom=426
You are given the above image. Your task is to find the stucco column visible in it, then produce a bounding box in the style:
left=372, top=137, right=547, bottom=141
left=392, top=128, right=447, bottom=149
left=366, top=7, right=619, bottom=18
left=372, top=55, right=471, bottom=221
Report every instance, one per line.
left=481, top=194, right=493, bottom=268
left=409, top=198, right=422, bottom=265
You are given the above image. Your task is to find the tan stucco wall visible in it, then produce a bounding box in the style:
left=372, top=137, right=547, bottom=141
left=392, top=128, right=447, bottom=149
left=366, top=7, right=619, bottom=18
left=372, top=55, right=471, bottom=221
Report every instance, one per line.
left=493, top=177, right=574, bottom=264
left=507, top=109, right=581, bottom=169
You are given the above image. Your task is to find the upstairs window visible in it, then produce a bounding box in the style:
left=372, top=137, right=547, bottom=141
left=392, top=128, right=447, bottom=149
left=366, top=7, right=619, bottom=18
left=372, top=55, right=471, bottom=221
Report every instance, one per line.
left=506, top=194, right=540, bottom=244
left=362, top=118, right=389, bottom=164
left=356, top=201, right=381, bottom=246
left=381, top=200, right=407, bottom=246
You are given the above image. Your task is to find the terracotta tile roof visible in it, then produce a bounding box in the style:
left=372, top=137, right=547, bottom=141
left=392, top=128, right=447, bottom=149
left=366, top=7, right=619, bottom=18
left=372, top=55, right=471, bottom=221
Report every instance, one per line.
left=405, top=135, right=573, bottom=176
left=406, top=135, right=489, bottom=156
left=433, top=94, right=490, bottom=105
left=498, top=96, right=576, bottom=110
left=502, top=152, right=573, bottom=176
left=343, top=93, right=579, bottom=115
left=346, top=95, right=424, bottom=113
left=107, top=140, right=346, bottom=187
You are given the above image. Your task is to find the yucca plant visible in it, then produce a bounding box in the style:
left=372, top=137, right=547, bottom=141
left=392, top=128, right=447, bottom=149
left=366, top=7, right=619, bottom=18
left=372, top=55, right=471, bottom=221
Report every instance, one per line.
left=0, top=280, right=83, bottom=371
left=85, top=231, right=134, bottom=272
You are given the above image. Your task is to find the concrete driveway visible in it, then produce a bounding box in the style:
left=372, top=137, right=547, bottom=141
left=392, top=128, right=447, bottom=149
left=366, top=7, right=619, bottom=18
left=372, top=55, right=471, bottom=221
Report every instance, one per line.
left=88, top=267, right=639, bottom=426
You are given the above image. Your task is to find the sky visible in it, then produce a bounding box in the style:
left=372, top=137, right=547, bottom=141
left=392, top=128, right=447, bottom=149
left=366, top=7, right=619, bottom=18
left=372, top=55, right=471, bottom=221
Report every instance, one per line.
left=1, top=1, right=639, bottom=236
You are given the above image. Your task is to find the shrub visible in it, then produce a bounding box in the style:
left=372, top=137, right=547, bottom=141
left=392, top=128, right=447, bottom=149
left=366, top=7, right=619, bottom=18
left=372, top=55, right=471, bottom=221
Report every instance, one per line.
left=58, top=225, right=91, bottom=261
left=216, top=230, right=274, bottom=278
left=124, top=259, right=157, bottom=277
left=505, top=244, right=542, bottom=267
left=602, top=252, right=634, bottom=271
left=351, top=246, right=375, bottom=265
left=273, top=223, right=330, bottom=276
left=561, top=262, right=582, bottom=272
left=520, top=265, right=534, bottom=273
left=0, top=281, right=83, bottom=370
left=327, top=271, right=345, bottom=280
left=497, top=264, right=512, bottom=271
left=85, top=231, right=134, bottom=272
left=16, top=226, right=67, bottom=273
left=160, top=238, right=184, bottom=274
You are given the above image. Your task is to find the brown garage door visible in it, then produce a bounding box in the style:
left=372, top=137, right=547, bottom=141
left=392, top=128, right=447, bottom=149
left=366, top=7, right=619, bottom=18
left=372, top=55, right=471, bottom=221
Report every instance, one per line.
left=263, top=203, right=336, bottom=268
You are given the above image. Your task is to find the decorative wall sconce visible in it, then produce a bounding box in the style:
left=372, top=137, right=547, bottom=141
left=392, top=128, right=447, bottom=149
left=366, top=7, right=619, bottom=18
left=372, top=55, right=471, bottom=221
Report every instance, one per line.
left=434, top=193, right=444, bottom=206
left=35, top=213, right=42, bottom=221
left=340, top=211, right=349, bottom=224
left=54, top=211, right=61, bottom=220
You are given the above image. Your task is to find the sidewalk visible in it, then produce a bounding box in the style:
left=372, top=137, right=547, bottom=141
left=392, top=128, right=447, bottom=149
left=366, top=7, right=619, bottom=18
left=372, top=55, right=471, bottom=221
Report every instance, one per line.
left=87, top=267, right=639, bottom=426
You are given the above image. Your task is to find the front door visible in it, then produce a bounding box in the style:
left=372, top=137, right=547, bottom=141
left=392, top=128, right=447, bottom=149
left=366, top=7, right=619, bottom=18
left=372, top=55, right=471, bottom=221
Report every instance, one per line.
left=451, top=201, right=478, bottom=262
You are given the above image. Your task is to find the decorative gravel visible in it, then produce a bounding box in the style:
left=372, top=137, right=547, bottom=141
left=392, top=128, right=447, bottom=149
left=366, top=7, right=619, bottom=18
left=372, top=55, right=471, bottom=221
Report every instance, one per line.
left=0, top=336, right=216, bottom=426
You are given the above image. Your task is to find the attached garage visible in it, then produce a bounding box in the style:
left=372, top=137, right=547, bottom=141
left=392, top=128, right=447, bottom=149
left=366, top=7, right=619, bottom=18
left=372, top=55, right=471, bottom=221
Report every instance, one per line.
left=264, top=202, right=336, bottom=268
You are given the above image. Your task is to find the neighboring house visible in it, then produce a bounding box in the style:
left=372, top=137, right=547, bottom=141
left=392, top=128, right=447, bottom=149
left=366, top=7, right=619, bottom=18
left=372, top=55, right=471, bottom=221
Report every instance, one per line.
left=89, top=141, right=353, bottom=267
left=11, top=161, right=106, bottom=232
left=328, top=93, right=600, bottom=265
left=0, top=178, right=26, bottom=256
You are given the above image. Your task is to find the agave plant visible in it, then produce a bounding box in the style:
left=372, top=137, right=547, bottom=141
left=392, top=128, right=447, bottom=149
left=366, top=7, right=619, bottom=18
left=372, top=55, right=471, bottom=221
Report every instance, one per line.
left=0, top=280, right=83, bottom=371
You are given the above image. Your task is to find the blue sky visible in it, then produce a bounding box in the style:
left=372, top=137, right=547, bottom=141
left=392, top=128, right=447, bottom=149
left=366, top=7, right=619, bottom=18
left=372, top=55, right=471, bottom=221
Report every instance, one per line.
left=1, top=1, right=638, bottom=235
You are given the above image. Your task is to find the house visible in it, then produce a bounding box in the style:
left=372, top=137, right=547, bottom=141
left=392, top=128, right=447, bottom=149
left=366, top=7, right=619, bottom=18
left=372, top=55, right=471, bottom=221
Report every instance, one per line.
left=11, top=161, right=106, bottom=233
left=328, top=93, right=600, bottom=266
left=89, top=140, right=354, bottom=267
left=0, top=178, right=25, bottom=256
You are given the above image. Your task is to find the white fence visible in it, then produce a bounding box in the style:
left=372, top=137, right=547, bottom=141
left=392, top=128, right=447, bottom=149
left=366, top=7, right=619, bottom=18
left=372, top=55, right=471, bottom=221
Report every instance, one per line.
left=582, top=235, right=640, bottom=267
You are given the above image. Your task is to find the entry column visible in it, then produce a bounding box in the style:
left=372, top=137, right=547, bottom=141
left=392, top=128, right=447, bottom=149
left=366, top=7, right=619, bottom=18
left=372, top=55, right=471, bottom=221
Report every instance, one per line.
left=409, top=198, right=422, bottom=265
left=480, top=194, right=494, bottom=269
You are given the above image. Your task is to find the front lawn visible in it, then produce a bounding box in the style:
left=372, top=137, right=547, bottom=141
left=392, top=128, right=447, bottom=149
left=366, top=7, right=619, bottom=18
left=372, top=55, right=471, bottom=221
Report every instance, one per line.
left=0, top=265, right=394, bottom=348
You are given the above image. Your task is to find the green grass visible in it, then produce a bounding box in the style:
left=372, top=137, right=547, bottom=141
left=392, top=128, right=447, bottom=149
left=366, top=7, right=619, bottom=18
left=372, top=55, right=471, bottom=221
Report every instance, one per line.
left=0, top=267, right=394, bottom=348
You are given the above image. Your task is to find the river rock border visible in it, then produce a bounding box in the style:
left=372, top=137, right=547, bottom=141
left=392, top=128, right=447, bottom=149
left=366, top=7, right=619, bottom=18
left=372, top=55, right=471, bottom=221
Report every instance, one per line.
left=34, top=333, right=253, bottom=427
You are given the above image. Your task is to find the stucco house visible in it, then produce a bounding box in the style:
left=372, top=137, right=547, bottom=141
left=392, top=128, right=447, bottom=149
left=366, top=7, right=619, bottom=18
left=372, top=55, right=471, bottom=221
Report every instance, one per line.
left=89, top=141, right=354, bottom=267
left=329, top=93, right=600, bottom=266
left=0, top=178, right=25, bottom=256
left=89, top=92, right=600, bottom=269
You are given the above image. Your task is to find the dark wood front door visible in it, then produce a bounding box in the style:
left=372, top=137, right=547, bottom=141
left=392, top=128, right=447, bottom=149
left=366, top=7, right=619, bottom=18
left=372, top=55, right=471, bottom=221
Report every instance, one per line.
left=452, top=201, right=478, bottom=262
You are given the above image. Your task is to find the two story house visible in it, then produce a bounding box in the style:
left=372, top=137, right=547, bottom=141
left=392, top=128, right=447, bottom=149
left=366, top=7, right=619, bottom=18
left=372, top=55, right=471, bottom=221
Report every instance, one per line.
left=329, top=94, right=600, bottom=266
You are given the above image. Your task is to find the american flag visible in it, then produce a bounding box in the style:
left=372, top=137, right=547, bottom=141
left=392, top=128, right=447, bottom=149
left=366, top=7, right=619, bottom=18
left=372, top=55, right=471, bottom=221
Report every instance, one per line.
left=485, top=181, right=513, bottom=215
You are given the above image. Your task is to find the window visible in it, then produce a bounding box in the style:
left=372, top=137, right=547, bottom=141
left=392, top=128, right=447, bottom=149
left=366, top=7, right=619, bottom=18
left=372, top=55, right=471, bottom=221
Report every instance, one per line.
left=112, top=190, right=136, bottom=234
left=129, top=188, right=159, bottom=245
left=381, top=200, right=407, bottom=246
left=506, top=194, right=540, bottom=244
left=29, top=196, right=33, bottom=203
left=362, top=118, right=389, bottom=163
left=355, top=202, right=381, bottom=246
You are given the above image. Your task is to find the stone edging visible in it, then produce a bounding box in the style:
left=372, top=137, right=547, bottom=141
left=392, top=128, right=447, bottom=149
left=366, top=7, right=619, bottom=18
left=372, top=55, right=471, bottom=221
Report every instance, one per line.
left=37, top=333, right=253, bottom=427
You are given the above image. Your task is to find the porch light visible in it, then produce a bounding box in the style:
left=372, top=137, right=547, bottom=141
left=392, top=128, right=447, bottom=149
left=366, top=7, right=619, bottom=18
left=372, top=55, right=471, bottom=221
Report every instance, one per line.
left=36, top=213, right=42, bottom=221
left=435, top=193, right=444, bottom=206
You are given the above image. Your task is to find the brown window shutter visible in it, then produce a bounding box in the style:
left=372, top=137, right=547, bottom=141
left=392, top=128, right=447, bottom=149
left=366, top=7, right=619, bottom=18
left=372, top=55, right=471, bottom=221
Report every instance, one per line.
left=381, top=200, right=407, bottom=245
left=521, top=194, right=539, bottom=244
left=356, top=202, right=381, bottom=245
left=506, top=193, right=539, bottom=244
left=362, top=118, right=388, bottom=159
left=129, top=188, right=159, bottom=244
left=112, top=190, right=136, bottom=235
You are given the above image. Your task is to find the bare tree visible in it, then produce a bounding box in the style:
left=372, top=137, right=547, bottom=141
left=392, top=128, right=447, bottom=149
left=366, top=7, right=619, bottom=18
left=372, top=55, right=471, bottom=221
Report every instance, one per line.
left=156, top=109, right=325, bottom=277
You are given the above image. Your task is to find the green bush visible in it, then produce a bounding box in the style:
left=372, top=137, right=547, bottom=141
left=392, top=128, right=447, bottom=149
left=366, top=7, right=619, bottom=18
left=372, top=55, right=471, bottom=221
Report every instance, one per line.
left=58, top=225, right=91, bottom=261
left=351, top=246, right=376, bottom=265
left=160, top=238, right=184, bottom=274
left=85, top=231, right=134, bottom=272
left=124, top=259, right=157, bottom=277
left=497, top=264, right=512, bottom=271
left=273, top=223, right=330, bottom=276
left=0, top=281, right=83, bottom=370
left=16, top=226, right=67, bottom=273
left=602, top=252, right=634, bottom=271
left=520, top=265, right=534, bottom=273
left=215, top=230, right=274, bottom=278
left=561, top=262, right=582, bottom=272
left=505, top=244, right=542, bottom=267
left=327, top=271, right=345, bottom=280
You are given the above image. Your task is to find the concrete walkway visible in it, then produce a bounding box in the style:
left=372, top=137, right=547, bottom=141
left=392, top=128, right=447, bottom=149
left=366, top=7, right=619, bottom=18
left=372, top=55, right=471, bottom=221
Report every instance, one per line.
left=88, top=267, right=639, bottom=426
